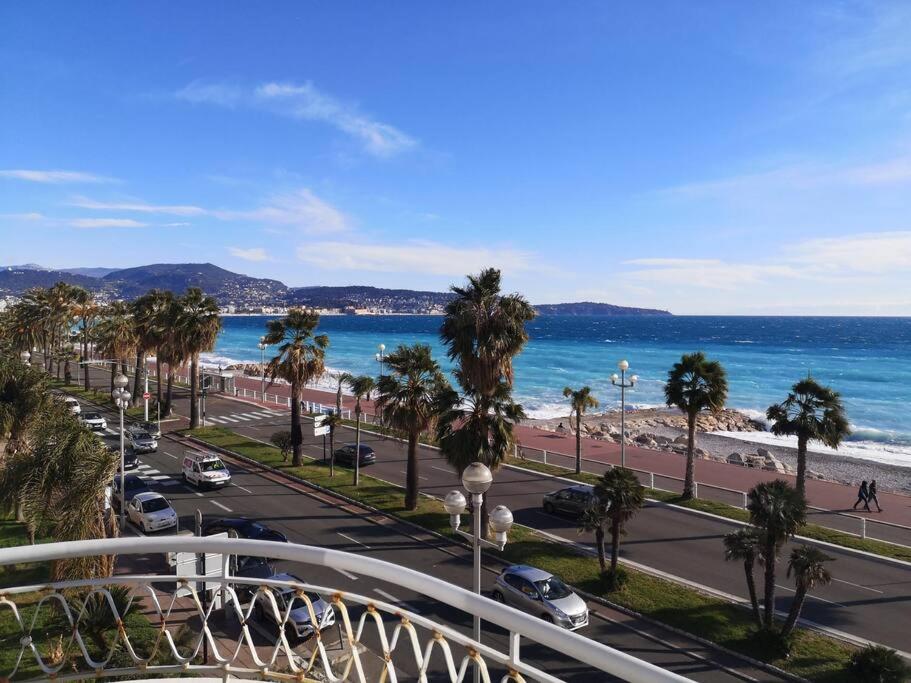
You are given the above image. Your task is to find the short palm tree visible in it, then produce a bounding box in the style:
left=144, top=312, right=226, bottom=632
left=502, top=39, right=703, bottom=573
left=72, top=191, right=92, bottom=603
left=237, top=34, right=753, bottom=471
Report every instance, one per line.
left=723, top=527, right=762, bottom=627
left=345, top=374, right=376, bottom=486
left=0, top=354, right=52, bottom=459
left=766, top=377, right=850, bottom=499
left=593, top=467, right=645, bottom=587
left=263, top=310, right=329, bottom=466
left=780, top=546, right=833, bottom=638
left=323, top=412, right=344, bottom=476
left=563, top=386, right=598, bottom=473
left=375, top=345, right=449, bottom=509
left=747, top=479, right=807, bottom=629
left=664, top=352, right=728, bottom=499
left=175, top=288, right=221, bottom=429
left=579, top=501, right=609, bottom=572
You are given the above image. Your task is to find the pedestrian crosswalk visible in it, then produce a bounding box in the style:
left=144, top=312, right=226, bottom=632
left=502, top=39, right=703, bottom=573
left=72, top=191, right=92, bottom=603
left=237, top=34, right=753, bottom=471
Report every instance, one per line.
left=204, top=409, right=283, bottom=425
left=135, top=462, right=177, bottom=485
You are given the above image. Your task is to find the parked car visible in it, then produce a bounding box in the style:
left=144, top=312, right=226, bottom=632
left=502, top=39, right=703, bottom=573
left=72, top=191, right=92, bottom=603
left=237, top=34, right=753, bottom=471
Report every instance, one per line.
left=80, top=412, right=107, bottom=432
left=127, top=492, right=178, bottom=533
left=332, top=444, right=376, bottom=467
left=253, top=572, right=336, bottom=640
left=129, top=431, right=158, bottom=454
left=201, top=518, right=288, bottom=543
left=112, top=473, right=152, bottom=511
left=63, top=396, right=81, bottom=415
left=182, top=452, right=231, bottom=488
left=231, top=556, right=276, bottom=599
left=492, top=565, right=588, bottom=630
left=542, top=484, right=595, bottom=516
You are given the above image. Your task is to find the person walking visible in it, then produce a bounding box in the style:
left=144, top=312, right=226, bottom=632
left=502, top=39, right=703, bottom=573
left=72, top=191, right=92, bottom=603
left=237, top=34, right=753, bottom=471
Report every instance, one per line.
left=868, top=479, right=883, bottom=512
left=852, top=480, right=871, bottom=512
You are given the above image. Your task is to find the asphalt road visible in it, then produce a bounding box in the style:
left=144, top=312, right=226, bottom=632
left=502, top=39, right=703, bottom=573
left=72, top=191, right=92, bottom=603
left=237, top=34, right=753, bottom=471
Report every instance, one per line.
left=66, top=369, right=782, bottom=681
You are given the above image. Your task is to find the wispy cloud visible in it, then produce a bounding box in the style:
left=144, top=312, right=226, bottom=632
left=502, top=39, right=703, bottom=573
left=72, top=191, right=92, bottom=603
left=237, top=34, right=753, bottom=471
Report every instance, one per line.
left=69, top=196, right=205, bottom=216
left=296, top=240, right=534, bottom=276
left=70, top=218, right=146, bottom=228
left=176, top=80, right=416, bottom=157
left=0, top=169, right=116, bottom=184
left=785, top=230, right=911, bottom=273
left=228, top=246, right=269, bottom=262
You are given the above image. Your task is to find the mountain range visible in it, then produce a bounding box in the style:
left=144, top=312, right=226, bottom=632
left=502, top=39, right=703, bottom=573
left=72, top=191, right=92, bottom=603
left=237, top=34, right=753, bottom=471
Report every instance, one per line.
left=0, top=262, right=671, bottom=315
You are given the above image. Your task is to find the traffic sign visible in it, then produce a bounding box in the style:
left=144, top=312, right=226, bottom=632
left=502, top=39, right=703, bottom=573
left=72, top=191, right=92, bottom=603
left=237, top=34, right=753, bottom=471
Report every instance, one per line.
left=314, top=425, right=330, bottom=436
left=314, top=414, right=328, bottom=426
left=143, top=391, right=150, bottom=400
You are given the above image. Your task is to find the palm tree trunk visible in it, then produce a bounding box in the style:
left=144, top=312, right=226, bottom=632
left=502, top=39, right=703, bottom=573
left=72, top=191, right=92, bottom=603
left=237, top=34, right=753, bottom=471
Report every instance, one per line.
left=595, top=526, right=606, bottom=572
left=354, top=407, right=361, bottom=487
left=405, top=432, right=419, bottom=510
left=155, top=357, right=163, bottom=406
left=575, top=411, right=582, bottom=474
left=780, top=586, right=806, bottom=638
left=164, top=366, right=174, bottom=416
left=64, top=355, right=72, bottom=385
left=132, top=350, right=143, bottom=407
left=290, top=381, right=303, bottom=467
left=83, top=325, right=91, bottom=391
left=682, top=411, right=698, bottom=499
left=329, top=425, right=336, bottom=477
left=796, top=437, right=808, bottom=500
left=609, top=517, right=621, bottom=575
left=762, top=539, right=776, bottom=629
left=744, top=560, right=762, bottom=627
left=189, top=356, right=199, bottom=428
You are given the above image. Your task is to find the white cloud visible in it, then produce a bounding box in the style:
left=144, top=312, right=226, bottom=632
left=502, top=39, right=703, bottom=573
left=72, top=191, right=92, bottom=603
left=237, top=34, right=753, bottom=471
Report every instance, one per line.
left=626, top=259, right=801, bottom=290
left=0, top=169, right=116, bottom=184
left=69, top=196, right=205, bottom=216
left=70, top=218, right=146, bottom=228
left=228, top=246, right=269, bottom=262
left=296, top=240, right=535, bottom=276
left=0, top=212, right=46, bottom=221
left=786, top=231, right=911, bottom=273
left=214, top=188, right=349, bottom=233
left=176, top=80, right=416, bottom=157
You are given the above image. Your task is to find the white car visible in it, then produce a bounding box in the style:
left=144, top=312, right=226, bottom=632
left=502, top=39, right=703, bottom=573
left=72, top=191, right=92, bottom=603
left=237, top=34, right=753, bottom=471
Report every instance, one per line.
left=80, top=412, right=107, bottom=431
left=63, top=397, right=81, bottom=415
left=182, top=452, right=232, bottom=489
left=127, top=492, right=178, bottom=533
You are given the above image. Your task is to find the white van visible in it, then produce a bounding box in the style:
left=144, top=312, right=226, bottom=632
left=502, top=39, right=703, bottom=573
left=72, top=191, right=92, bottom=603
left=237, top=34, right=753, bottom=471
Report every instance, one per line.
left=182, top=451, right=232, bottom=489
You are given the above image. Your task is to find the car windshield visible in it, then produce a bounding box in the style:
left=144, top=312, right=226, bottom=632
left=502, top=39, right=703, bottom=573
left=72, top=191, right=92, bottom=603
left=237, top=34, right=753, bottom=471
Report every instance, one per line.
left=200, top=460, right=225, bottom=472
left=85, top=413, right=101, bottom=419
left=142, top=423, right=156, bottom=431
left=135, top=432, right=151, bottom=440
left=358, top=446, right=373, bottom=454
left=278, top=588, right=324, bottom=609
left=535, top=576, right=573, bottom=600
left=143, top=498, right=169, bottom=512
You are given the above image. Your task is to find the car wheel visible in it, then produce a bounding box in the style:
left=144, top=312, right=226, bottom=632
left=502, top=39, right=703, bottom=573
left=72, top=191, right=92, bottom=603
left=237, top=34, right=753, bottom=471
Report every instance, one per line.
left=541, top=613, right=553, bottom=623
left=543, top=502, right=555, bottom=514
left=141, top=520, right=148, bottom=533
left=491, top=590, right=505, bottom=603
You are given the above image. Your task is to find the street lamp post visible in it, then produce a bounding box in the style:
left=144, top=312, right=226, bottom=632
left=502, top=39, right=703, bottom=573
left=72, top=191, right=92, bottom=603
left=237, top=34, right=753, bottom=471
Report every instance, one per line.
left=375, top=343, right=386, bottom=377
left=443, top=463, right=513, bottom=680
left=112, top=374, right=131, bottom=531
left=610, top=360, right=638, bottom=468
left=20, top=350, right=30, bottom=366
left=258, top=337, right=267, bottom=402
left=143, top=357, right=150, bottom=422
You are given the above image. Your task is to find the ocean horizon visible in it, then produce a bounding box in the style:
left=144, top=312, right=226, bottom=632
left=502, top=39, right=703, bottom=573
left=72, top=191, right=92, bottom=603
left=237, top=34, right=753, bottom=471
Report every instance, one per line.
left=202, top=314, right=911, bottom=468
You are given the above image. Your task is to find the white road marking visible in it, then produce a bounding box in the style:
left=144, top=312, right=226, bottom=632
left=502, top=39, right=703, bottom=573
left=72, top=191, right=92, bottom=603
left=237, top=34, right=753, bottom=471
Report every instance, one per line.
left=231, top=483, right=254, bottom=494
left=334, top=567, right=358, bottom=580
left=194, top=492, right=204, bottom=497
left=833, top=578, right=884, bottom=594
left=399, top=470, right=428, bottom=480
left=160, top=480, right=179, bottom=486
left=149, top=475, right=170, bottom=481
left=232, top=414, right=253, bottom=421
left=775, top=584, right=845, bottom=608
left=211, top=500, right=233, bottom=512
left=337, top=532, right=370, bottom=549
left=143, top=468, right=161, bottom=475
left=431, top=466, right=451, bottom=473
left=240, top=413, right=262, bottom=419
left=373, top=589, right=400, bottom=603
left=162, top=451, right=178, bottom=459
left=220, top=416, right=240, bottom=423
left=206, top=416, right=226, bottom=424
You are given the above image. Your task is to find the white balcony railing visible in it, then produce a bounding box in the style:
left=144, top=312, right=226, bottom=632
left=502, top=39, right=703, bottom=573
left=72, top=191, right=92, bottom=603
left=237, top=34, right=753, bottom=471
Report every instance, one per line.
left=0, top=537, right=688, bottom=682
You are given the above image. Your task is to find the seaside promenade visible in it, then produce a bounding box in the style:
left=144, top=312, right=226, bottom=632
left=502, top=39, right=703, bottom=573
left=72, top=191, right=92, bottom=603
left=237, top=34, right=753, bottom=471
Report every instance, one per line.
left=214, top=368, right=911, bottom=531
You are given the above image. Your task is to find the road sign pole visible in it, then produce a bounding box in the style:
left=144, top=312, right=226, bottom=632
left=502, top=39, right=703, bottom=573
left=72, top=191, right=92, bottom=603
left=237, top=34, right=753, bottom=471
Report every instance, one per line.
left=323, top=433, right=326, bottom=461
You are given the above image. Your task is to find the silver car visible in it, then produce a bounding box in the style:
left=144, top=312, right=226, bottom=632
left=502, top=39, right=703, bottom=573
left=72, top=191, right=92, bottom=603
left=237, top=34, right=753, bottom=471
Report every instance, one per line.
left=492, top=565, right=589, bottom=630
left=254, top=572, right=336, bottom=640
left=129, top=431, right=158, bottom=454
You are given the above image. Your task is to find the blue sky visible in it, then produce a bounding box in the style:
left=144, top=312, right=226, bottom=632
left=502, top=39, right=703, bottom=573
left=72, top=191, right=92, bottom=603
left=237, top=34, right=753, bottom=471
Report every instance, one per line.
left=2, top=2, right=910, bottom=314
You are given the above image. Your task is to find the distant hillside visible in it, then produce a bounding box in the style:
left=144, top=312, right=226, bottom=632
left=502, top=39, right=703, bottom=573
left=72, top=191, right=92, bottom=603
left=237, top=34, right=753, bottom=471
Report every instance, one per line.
left=534, top=301, right=671, bottom=316
left=0, top=267, right=100, bottom=292
left=103, top=263, right=288, bottom=302
left=289, top=285, right=452, bottom=313
left=62, top=267, right=118, bottom=278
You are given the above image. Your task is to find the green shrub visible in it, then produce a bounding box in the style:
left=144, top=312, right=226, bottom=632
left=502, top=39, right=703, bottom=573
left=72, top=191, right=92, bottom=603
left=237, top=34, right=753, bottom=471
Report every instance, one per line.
left=849, top=645, right=911, bottom=683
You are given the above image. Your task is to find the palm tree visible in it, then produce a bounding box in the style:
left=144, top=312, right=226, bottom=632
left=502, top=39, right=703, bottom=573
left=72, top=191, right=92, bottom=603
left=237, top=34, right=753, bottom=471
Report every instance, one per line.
left=766, top=377, right=850, bottom=499
left=375, top=345, right=449, bottom=509
left=593, top=467, right=645, bottom=587
left=175, top=288, right=221, bottom=429
left=139, top=289, right=176, bottom=409
left=723, top=528, right=762, bottom=627
left=563, top=386, right=598, bottom=474
left=334, top=371, right=352, bottom=416
left=747, top=479, right=807, bottom=629
left=157, top=295, right=184, bottom=416
left=324, top=412, right=343, bottom=477
left=579, top=501, right=609, bottom=572
left=0, top=354, right=52, bottom=459
left=664, top=352, right=728, bottom=499
left=780, top=546, right=833, bottom=638
left=130, top=290, right=169, bottom=408
left=94, top=301, right=138, bottom=396
left=71, top=287, right=96, bottom=391
left=345, top=374, right=376, bottom=486
left=263, top=309, right=329, bottom=466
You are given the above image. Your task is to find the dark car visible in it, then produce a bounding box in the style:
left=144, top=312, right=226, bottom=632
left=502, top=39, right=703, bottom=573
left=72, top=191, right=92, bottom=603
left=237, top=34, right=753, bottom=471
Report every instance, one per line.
left=332, top=444, right=376, bottom=467
left=231, top=556, right=276, bottom=599
left=112, top=473, right=152, bottom=510
left=201, top=517, right=288, bottom=543
left=542, top=485, right=595, bottom=516
left=108, top=445, right=139, bottom=470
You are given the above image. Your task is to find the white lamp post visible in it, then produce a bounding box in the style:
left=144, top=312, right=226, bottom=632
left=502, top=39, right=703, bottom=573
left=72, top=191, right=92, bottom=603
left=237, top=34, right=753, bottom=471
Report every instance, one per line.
left=258, top=337, right=267, bottom=402
left=375, top=343, right=386, bottom=377
left=610, top=360, right=638, bottom=468
left=20, top=350, right=30, bottom=366
left=112, top=373, right=131, bottom=531
left=444, top=462, right=513, bottom=675
left=143, top=356, right=150, bottom=422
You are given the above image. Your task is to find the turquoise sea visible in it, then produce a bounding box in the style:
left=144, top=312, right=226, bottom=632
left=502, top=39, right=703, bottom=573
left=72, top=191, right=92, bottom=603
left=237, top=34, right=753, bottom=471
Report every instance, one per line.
left=204, top=315, right=911, bottom=467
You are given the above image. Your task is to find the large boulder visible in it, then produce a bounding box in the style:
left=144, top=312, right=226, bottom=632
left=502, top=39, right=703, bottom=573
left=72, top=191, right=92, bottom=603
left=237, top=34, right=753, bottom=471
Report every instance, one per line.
left=673, top=435, right=689, bottom=445
left=727, top=451, right=747, bottom=466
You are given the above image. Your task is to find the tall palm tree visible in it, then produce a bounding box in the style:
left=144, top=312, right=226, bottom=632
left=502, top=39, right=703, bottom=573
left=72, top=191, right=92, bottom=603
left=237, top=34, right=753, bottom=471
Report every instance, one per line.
left=780, top=546, right=833, bottom=638
left=723, top=528, right=762, bottom=627
left=94, top=301, right=138, bottom=396
left=664, top=352, right=728, bottom=499
left=345, top=374, right=376, bottom=486
left=157, top=294, right=184, bottom=416
left=139, top=289, right=176, bottom=409
left=263, top=309, right=329, bottom=466
left=747, top=479, right=807, bottom=629
left=333, top=371, right=352, bottom=416
left=766, top=377, right=850, bottom=499
left=175, top=288, right=221, bottom=429
left=375, top=345, right=449, bottom=510
left=71, top=287, right=96, bottom=391
left=130, top=291, right=164, bottom=408
left=563, top=386, right=598, bottom=474
left=593, top=467, right=645, bottom=587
